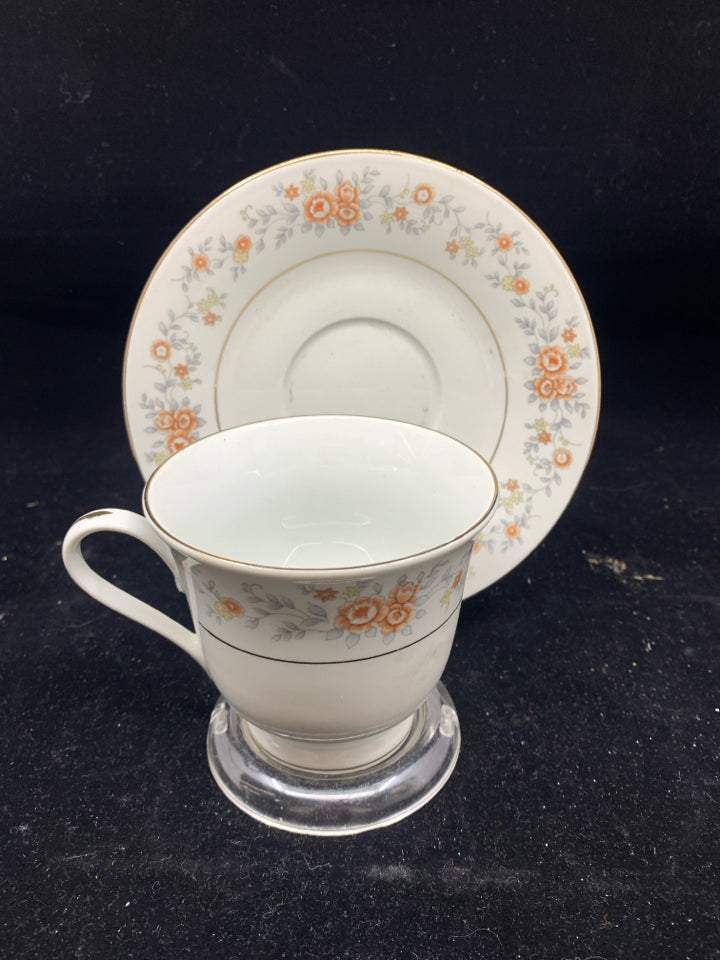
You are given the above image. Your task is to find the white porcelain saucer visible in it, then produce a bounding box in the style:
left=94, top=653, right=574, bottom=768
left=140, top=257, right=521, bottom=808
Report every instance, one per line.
left=124, top=150, right=600, bottom=596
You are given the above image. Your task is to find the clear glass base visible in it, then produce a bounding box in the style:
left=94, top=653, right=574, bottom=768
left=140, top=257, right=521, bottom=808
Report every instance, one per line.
left=206, top=682, right=461, bottom=836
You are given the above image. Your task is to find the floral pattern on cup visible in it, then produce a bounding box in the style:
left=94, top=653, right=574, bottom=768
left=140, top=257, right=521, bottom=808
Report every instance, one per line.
left=199, top=553, right=468, bottom=650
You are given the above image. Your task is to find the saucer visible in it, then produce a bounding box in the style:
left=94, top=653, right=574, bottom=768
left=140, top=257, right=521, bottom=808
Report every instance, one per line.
left=124, top=150, right=600, bottom=596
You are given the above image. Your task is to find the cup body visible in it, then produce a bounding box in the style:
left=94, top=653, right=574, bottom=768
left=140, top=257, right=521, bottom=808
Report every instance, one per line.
left=175, top=542, right=472, bottom=751
left=66, top=415, right=498, bottom=771
left=144, top=415, right=497, bottom=769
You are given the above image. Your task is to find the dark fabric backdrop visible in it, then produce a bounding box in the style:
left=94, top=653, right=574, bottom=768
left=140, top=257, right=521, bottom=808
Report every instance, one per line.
left=2, top=3, right=719, bottom=959
left=2, top=0, right=717, bottom=338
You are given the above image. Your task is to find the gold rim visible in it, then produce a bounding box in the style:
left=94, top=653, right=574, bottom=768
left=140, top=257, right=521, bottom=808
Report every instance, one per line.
left=142, top=414, right=500, bottom=575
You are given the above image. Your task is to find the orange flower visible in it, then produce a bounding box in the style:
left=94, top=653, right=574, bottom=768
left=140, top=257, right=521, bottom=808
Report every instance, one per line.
left=174, top=363, right=189, bottom=378
left=506, top=523, right=520, bottom=538
left=389, top=581, right=419, bottom=605
left=472, top=538, right=482, bottom=553
left=284, top=184, right=299, bottom=199
left=335, top=202, right=361, bottom=228
left=534, top=373, right=559, bottom=401
left=554, top=375, right=578, bottom=398
left=507, top=478, right=519, bottom=491
left=395, top=206, right=408, bottom=220
left=335, top=596, right=388, bottom=634
left=413, top=184, right=434, bottom=204
left=380, top=601, right=414, bottom=635
left=553, top=448, right=573, bottom=468
left=446, top=239, right=460, bottom=254
left=452, top=571, right=463, bottom=590
left=174, top=408, right=198, bottom=433
left=204, top=312, right=218, bottom=325
left=166, top=430, right=193, bottom=453
left=235, top=235, right=252, bottom=252
left=193, top=253, right=209, bottom=271
left=151, top=339, right=171, bottom=362
left=154, top=410, right=176, bottom=432
left=304, top=191, right=338, bottom=224
left=538, top=429, right=552, bottom=444
left=220, top=597, right=244, bottom=617
left=537, top=345, right=569, bottom=378
left=497, top=234, right=514, bottom=250
left=214, top=596, right=244, bottom=620
left=157, top=409, right=198, bottom=445
left=513, top=277, right=530, bottom=295
left=562, top=327, right=576, bottom=342
left=336, top=180, right=360, bottom=205
left=314, top=587, right=338, bottom=602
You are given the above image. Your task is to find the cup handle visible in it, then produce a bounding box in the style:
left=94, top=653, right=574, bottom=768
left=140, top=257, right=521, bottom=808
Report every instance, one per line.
left=62, top=508, right=206, bottom=669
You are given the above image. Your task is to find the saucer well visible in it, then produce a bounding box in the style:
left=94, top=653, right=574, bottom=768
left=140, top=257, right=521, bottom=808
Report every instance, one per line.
left=124, top=150, right=600, bottom=596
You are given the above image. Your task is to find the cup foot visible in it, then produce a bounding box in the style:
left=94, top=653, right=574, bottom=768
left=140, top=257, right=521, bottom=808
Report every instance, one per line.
left=206, top=682, right=461, bottom=836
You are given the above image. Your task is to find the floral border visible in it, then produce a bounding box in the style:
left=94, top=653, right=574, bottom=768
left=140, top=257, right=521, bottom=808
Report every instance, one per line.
left=198, top=554, right=467, bottom=650
left=476, top=284, right=593, bottom=556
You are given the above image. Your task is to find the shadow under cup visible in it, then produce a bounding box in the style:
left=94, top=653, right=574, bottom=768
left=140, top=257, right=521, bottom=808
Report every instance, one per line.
left=145, top=415, right=498, bottom=773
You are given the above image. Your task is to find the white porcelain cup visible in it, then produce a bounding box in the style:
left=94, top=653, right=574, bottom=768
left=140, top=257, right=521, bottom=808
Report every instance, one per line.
left=63, top=416, right=498, bottom=772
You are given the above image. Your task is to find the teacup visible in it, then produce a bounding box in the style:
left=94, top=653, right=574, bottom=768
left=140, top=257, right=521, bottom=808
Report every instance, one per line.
left=63, top=415, right=498, bottom=833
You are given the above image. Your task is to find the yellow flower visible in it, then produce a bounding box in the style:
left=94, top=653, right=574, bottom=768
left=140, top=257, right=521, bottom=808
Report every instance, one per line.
left=568, top=343, right=582, bottom=358
left=459, top=236, right=480, bottom=258
left=533, top=417, right=548, bottom=431
left=380, top=210, right=395, bottom=225
left=180, top=376, right=194, bottom=390
left=300, top=177, right=315, bottom=194
left=233, top=249, right=249, bottom=264
left=440, top=588, right=453, bottom=606
left=502, top=489, right=524, bottom=511
left=197, top=291, right=221, bottom=313
left=501, top=275, right=515, bottom=290
left=153, top=451, right=168, bottom=464
left=343, top=584, right=363, bottom=598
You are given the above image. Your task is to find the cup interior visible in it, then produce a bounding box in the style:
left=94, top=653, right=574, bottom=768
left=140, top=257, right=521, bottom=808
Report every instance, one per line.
left=144, top=416, right=497, bottom=569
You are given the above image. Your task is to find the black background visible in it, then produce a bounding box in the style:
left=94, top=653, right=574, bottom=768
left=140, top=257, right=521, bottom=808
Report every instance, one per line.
left=2, top=2, right=720, bottom=959
left=3, top=0, right=717, bottom=338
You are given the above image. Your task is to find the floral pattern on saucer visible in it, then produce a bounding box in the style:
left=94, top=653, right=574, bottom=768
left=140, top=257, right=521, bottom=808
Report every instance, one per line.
left=126, top=151, right=599, bottom=596
left=141, top=166, right=538, bottom=469
left=138, top=166, right=593, bottom=549
left=169, top=165, right=483, bottom=297
left=247, top=167, right=477, bottom=252
left=473, top=280, right=594, bottom=557
left=199, top=554, right=467, bottom=650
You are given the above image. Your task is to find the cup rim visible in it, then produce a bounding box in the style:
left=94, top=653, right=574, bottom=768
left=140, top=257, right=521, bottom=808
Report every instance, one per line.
left=143, top=414, right=499, bottom=578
